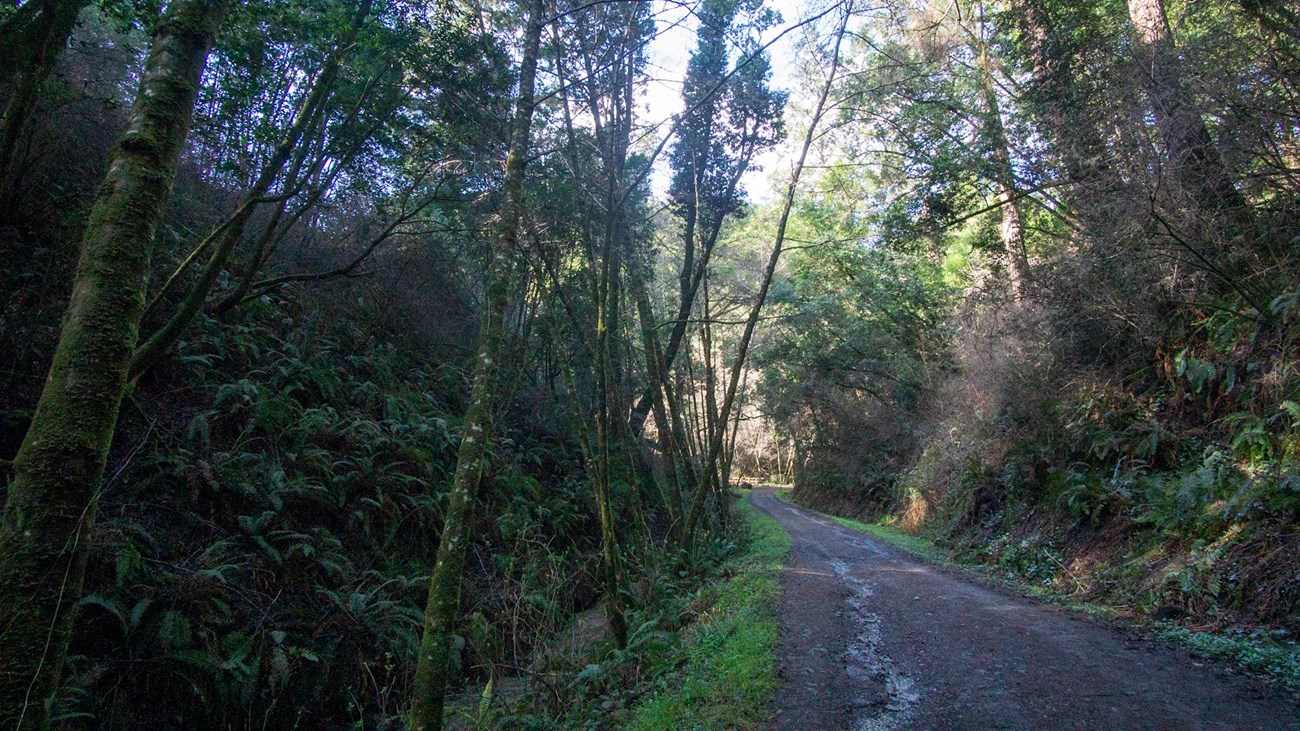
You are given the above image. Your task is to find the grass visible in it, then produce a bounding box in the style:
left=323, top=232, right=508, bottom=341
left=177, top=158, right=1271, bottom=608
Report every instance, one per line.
left=830, top=515, right=949, bottom=564
left=623, top=497, right=792, bottom=731
left=1160, top=626, right=1300, bottom=691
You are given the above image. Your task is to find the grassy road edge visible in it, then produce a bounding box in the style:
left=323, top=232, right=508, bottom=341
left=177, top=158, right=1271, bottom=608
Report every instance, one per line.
left=623, top=492, right=793, bottom=730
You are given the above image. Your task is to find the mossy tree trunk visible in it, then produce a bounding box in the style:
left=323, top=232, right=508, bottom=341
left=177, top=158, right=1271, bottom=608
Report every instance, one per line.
left=594, top=246, right=630, bottom=648
left=591, top=7, right=651, bottom=646
left=128, top=0, right=373, bottom=381
left=0, top=2, right=228, bottom=727
left=719, top=364, right=747, bottom=498
left=407, top=0, right=543, bottom=727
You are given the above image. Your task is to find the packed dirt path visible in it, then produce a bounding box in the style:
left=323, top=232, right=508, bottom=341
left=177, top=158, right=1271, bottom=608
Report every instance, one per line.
left=749, top=487, right=1300, bottom=731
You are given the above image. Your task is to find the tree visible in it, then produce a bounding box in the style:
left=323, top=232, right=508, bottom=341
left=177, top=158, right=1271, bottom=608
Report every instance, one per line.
left=1126, top=0, right=1259, bottom=263
left=408, top=0, right=543, bottom=726
left=129, top=0, right=377, bottom=380
left=1007, top=0, right=1129, bottom=240
left=0, top=2, right=229, bottom=726
left=629, top=0, right=785, bottom=439
left=683, top=1, right=849, bottom=550
left=972, top=1, right=1030, bottom=298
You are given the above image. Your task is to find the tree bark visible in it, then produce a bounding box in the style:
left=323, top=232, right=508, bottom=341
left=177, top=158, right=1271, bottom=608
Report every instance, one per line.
left=1127, top=0, right=1257, bottom=249
left=407, top=0, right=542, bottom=726
left=0, top=0, right=92, bottom=202
left=0, top=3, right=227, bottom=727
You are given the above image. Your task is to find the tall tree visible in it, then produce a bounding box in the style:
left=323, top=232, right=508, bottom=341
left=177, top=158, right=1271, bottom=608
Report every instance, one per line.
left=973, top=2, right=1029, bottom=298
left=683, top=2, right=849, bottom=550
left=408, top=0, right=543, bottom=726
left=629, top=0, right=784, bottom=438
left=1127, top=0, right=1257, bottom=252
left=1009, top=0, right=1128, bottom=236
left=0, top=2, right=229, bottom=726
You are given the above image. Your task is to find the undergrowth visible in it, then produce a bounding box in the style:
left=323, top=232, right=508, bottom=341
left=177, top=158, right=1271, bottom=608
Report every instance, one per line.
left=36, top=292, right=601, bottom=729
left=483, top=494, right=792, bottom=729
left=1160, top=626, right=1300, bottom=691
left=623, top=496, right=790, bottom=731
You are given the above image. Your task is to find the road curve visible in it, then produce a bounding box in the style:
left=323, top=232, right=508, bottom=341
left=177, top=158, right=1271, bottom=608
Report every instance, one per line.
left=749, top=487, right=1300, bottom=731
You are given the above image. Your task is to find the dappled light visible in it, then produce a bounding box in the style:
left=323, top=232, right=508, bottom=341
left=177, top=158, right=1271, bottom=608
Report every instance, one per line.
left=1, top=0, right=1299, bottom=728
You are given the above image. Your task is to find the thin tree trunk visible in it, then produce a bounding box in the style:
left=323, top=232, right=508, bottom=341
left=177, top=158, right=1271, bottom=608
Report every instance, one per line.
left=0, top=3, right=227, bottom=726
left=407, top=0, right=542, bottom=726
left=721, top=365, right=748, bottom=492
left=129, top=0, right=373, bottom=380
left=590, top=8, right=644, bottom=644
left=594, top=251, right=630, bottom=647
left=627, top=167, right=747, bottom=439
left=594, top=180, right=630, bottom=649
left=213, top=62, right=392, bottom=315
left=682, top=5, right=848, bottom=552
left=628, top=258, right=685, bottom=520
left=699, top=272, right=724, bottom=527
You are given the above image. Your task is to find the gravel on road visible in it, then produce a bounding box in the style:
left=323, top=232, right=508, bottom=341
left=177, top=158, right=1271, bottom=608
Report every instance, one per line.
left=750, top=487, right=1300, bottom=731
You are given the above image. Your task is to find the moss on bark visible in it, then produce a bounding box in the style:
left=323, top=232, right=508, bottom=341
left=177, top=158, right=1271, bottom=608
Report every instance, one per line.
left=407, top=0, right=544, bottom=728
left=0, top=3, right=227, bottom=727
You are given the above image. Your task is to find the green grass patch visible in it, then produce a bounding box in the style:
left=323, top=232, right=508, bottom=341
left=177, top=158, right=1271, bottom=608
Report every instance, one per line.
left=827, top=515, right=949, bottom=564
left=623, top=499, right=792, bottom=731
left=1160, top=626, right=1300, bottom=690
left=773, top=489, right=948, bottom=564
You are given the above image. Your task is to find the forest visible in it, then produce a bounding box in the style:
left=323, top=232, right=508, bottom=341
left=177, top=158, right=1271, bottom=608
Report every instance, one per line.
left=0, top=0, right=1298, bottom=728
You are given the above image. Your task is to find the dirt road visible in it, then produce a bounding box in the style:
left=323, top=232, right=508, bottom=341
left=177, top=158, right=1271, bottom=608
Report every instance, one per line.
left=749, top=487, right=1299, bottom=731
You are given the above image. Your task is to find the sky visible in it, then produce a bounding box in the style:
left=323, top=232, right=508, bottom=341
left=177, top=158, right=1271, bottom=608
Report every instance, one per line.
left=641, top=0, right=810, bottom=204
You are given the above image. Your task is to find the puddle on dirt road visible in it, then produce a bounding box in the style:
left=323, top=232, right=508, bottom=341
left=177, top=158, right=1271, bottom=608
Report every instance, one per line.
left=829, top=558, right=921, bottom=731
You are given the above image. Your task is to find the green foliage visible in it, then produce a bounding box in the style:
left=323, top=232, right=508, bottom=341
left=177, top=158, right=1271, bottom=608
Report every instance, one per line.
left=830, top=515, right=949, bottom=566
left=1160, top=627, right=1300, bottom=690
left=471, top=497, right=788, bottom=730
left=46, top=294, right=596, bottom=729
left=622, top=500, right=790, bottom=731
left=1049, top=466, right=1133, bottom=525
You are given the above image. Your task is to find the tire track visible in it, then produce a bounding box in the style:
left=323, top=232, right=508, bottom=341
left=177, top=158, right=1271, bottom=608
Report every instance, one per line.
left=752, top=487, right=1300, bottom=731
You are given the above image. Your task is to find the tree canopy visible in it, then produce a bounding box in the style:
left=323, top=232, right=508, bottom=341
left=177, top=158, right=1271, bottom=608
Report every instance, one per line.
left=1, top=0, right=1298, bottom=727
